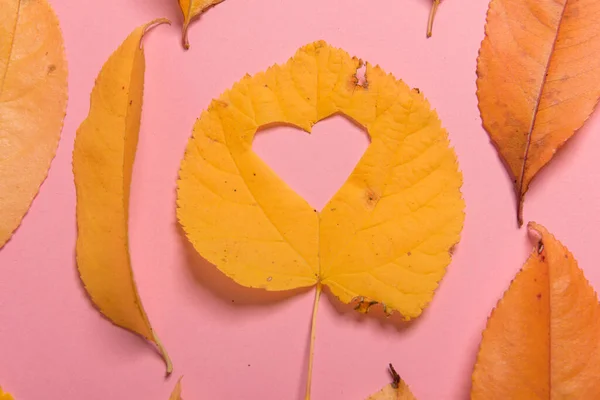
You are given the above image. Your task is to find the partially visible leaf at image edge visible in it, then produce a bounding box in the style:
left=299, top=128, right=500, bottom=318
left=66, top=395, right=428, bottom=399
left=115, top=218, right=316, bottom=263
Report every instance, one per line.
left=366, top=364, right=418, bottom=399
left=0, top=0, right=68, bottom=248
left=73, top=19, right=172, bottom=374
left=178, top=0, right=224, bottom=49
left=169, top=377, right=184, bottom=400
left=177, top=41, right=465, bottom=398
left=0, top=386, right=14, bottom=400
left=477, top=0, right=600, bottom=225
left=472, top=222, right=600, bottom=398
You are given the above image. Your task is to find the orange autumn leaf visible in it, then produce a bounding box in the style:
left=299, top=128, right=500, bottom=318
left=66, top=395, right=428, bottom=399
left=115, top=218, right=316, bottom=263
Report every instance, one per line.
left=366, top=364, right=418, bottom=400
left=471, top=222, right=600, bottom=399
left=0, top=0, right=68, bottom=248
left=73, top=19, right=172, bottom=374
left=178, top=0, right=224, bottom=49
left=477, top=0, right=600, bottom=225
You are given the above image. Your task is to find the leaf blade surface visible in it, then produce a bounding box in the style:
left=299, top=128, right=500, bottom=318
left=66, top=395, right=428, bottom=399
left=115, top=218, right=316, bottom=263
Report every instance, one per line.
left=471, top=222, right=600, bottom=399
left=0, top=0, right=68, bottom=248
left=73, top=19, right=172, bottom=374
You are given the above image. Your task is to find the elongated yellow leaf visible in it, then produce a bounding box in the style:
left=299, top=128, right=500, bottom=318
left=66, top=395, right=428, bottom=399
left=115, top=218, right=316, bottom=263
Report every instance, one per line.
left=73, top=19, right=172, bottom=374
left=169, top=377, right=184, bottom=400
left=178, top=0, right=224, bottom=49
left=177, top=41, right=464, bottom=398
left=366, top=364, right=418, bottom=400
left=0, top=386, right=14, bottom=400
left=0, top=0, right=68, bottom=248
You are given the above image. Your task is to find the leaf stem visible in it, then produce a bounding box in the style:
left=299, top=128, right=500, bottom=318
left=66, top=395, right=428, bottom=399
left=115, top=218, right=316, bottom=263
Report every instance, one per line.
left=153, top=332, right=173, bottom=376
left=427, top=0, right=440, bottom=38
left=305, top=282, right=323, bottom=400
left=182, top=0, right=194, bottom=49
left=517, top=196, right=524, bottom=227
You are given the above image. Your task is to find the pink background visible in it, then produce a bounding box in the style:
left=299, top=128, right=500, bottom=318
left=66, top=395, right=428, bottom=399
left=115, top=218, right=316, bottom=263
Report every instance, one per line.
left=2, top=0, right=600, bottom=399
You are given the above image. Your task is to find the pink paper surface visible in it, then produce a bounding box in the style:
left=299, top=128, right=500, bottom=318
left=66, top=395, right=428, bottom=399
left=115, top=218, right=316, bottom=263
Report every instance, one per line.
left=2, top=0, right=600, bottom=399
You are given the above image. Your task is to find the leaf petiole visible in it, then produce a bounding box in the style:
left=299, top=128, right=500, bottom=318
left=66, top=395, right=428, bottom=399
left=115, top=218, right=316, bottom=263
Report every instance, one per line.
left=305, top=282, right=323, bottom=400
left=427, top=0, right=440, bottom=38
left=153, top=332, right=173, bottom=376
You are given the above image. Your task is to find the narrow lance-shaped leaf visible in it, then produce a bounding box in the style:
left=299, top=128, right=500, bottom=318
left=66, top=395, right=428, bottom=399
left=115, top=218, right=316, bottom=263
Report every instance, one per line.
left=0, top=0, right=68, bottom=248
left=178, top=0, right=224, bottom=49
left=73, top=19, right=172, bottom=374
left=471, top=222, right=600, bottom=399
left=477, top=0, right=600, bottom=225
left=177, top=41, right=464, bottom=398
left=366, top=364, right=418, bottom=400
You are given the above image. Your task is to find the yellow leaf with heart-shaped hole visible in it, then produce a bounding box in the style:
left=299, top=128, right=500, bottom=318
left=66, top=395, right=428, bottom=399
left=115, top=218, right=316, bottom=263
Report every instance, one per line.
left=177, top=41, right=464, bottom=398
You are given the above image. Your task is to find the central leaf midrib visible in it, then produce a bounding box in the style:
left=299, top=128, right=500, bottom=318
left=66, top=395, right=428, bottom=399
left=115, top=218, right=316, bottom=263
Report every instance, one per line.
left=518, top=0, right=570, bottom=197
left=0, top=0, right=21, bottom=99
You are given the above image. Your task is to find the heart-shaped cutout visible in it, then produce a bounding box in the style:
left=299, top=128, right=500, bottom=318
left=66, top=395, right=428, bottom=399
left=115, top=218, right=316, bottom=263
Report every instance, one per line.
left=253, top=115, right=370, bottom=211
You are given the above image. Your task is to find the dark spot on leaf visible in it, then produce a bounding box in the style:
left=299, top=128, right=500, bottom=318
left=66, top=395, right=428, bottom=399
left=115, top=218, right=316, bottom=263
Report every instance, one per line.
left=536, top=293, right=542, bottom=300
left=364, top=188, right=380, bottom=209
left=537, top=242, right=544, bottom=254
left=407, top=252, right=412, bottom=256
left=449, top=244, right=457, bottom=255
left=353, top=296, right=378, bottom=313
left=47, top=64, right=56, bottom=74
